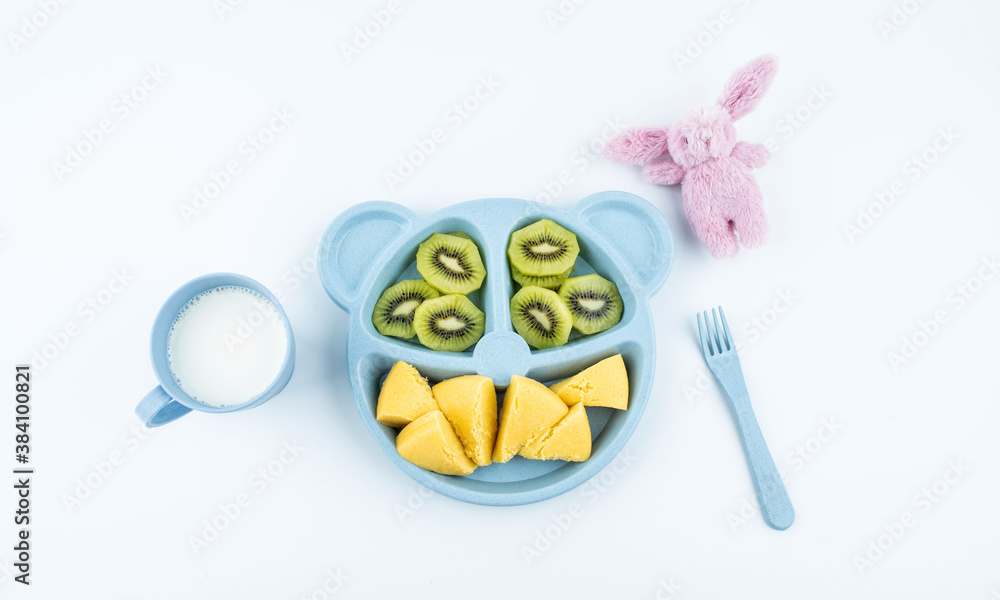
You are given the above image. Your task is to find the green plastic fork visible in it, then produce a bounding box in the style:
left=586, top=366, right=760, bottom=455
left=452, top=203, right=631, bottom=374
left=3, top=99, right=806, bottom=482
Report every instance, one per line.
left=698, top=306, right=795, bottom=531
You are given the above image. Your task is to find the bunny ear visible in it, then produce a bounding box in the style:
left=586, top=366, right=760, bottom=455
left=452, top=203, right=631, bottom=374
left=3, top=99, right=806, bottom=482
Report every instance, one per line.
left=717, top=55, right=777, bottom=121
left=603, top=127, right=672, bottom=165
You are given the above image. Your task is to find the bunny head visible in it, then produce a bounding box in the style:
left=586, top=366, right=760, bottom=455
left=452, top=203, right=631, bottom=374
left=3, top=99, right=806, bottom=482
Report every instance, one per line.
left=664, top=55, right=777, bottom=170
left=664, top=105, right=736, bottom=170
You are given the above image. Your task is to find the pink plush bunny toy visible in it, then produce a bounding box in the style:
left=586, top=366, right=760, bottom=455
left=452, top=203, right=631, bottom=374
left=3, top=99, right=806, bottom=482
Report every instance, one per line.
left=604, top=55, right=777, bottom=258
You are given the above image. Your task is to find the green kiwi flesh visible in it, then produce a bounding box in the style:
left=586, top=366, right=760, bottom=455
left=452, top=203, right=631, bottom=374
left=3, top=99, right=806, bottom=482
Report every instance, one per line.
left=558, top=274, right=623, bottom=335
left=507, top=219, right=579, bottom=277
left=416, top=233, right=486, bottom=295
left=372, top=279, right=440, bottom=338
left=412, top=294, right=485, bottom=352
left=510, top=286, right=572, bottom=350
left=510, top=265, right=574, bottom=290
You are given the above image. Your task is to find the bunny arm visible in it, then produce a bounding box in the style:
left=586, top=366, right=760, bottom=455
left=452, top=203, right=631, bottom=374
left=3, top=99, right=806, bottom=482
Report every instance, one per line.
left=643, top=159, right=686, bottom=186
left=731, top=141, right=770, bottom=169
left=603, top=127, right=672, bottom=165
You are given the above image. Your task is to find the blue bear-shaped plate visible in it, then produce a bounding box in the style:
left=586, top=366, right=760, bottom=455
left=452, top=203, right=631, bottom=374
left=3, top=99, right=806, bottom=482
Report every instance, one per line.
left=318, top=191, right=673, bottom=506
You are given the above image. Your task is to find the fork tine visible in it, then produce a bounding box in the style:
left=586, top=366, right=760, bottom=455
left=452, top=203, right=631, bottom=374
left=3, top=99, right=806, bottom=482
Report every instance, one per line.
left=718, top=306, right=733, bottom=351
left=712, top=307, right=725, bottom=352
left=710, top=308, right=722, bottom=354
left=697, top=311, right=712, bottom=356
left=703, top=310, right=716, bottom=355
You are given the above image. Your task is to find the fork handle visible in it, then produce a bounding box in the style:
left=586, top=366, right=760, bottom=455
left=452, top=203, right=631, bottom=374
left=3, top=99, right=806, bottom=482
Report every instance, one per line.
left=728, top=391, right=795, bottom=531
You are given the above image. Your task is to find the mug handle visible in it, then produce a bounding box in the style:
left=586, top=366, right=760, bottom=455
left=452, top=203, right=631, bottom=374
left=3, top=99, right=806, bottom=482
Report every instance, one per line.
left=136, top=386, right=192, bottom=427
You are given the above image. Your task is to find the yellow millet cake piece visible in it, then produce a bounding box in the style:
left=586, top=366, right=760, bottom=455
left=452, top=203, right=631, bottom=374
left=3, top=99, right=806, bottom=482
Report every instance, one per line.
left=549, top=354, right=629, bottom=410
left=395, top=411, right=476, bottom=476
left=376, top=361, right=439, bottom=427
left=432, top=375, right=497, bottom=467
left=520, top=402, right=592, bottom=462
left=492, top=375, right=568, bottom=463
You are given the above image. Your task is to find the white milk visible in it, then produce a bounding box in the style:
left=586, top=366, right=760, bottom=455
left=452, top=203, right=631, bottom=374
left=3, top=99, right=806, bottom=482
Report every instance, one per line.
left=167, top=286, right=288, bottom=407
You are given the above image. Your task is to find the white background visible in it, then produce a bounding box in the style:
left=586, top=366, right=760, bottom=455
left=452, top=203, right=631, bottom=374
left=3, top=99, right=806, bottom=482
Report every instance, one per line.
left=1, top=0, right=999, bottom=598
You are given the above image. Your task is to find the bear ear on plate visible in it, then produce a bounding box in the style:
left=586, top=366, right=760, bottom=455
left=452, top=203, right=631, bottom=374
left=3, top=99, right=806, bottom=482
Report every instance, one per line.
left=319, top=202, right=416, bottom=311
left=574, top=191, right=674, bottom=297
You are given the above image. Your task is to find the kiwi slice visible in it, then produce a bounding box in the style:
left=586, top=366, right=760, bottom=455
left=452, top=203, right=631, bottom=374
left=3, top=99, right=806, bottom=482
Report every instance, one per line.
left=511, top=265, right=574, bottom=290
left=558, top=274, right=623, bottom=335
left=372, top=280, right=440, bottom=338
left=413, top=294, right=485, bottom=352
left=447, top=231, right=474, bottom=241
left=507, top=219, right=579, bottom=277
left=510, top=286, right=572, bottom=349
left=417, top=233, right=486, bottom=295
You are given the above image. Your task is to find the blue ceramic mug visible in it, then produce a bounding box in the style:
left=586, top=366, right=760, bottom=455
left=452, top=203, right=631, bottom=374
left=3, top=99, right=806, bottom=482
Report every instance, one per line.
left=135, top=273, right=295, bottom=427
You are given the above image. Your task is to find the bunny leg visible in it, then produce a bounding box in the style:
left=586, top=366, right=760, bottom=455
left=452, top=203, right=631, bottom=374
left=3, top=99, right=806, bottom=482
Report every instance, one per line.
left=732, top=199, right=769, bottom=249
left=687, top=207, right=739, bottom=258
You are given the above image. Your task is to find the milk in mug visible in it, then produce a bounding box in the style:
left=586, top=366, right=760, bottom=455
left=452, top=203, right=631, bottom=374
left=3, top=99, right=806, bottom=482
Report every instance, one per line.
left=167, top=286, right=288, bottom=407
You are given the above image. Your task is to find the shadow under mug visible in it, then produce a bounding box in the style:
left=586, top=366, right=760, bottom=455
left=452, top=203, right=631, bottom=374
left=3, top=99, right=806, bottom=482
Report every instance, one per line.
left=135, top=273, right=295, bottom=427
